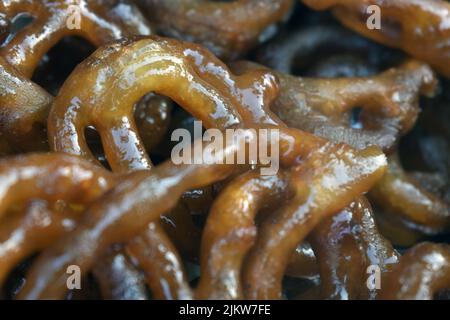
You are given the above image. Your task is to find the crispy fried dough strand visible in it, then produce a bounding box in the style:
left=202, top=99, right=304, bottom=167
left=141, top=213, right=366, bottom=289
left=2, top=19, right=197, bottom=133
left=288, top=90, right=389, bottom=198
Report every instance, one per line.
left=302, top=0, right=450, bottom=77
left=309, top=197, right=399, bottom=300
left=137, top=0, right=294, bottom=59
left=0, top=0, right=152, bottom=153
left=370, top=153, right=450, bottom=235
left=243, top=143, right=386, bottom=299
left=379, top=242, right=450, bottom=300
left=2, top=4, right=448, bottom=300
left=0, top=0, right=152, bottom=77
left=233, top=60, right=437, bottom=151
left=0, top=153, right=116, bottom=286
left=17, top=135, right=252, bottom=299
left=93, top=246, right=148, bottom=300
left=196, top=170, right=289, bottom=299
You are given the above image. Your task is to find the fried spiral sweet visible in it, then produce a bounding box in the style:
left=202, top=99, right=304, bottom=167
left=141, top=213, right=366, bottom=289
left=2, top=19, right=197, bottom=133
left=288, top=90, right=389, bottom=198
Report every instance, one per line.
left=49, top=36, right=242, bottom=172
left=369, top=87, right=450, bottom=240
left=0, top=0, right=152, bottom=153
left=309, top=197, right=399, bottom=300
left=233, top=59, right=436, bottom=152
left=12, top=140, right=386, bottom=299
left=257, top=25, right=389, bottom=76
left=16, top=135, right=250, bottom=298
left=137, top=0, right=294, bottom=59
left=257, top=19, right=448, bottom=244
left=135, top=93, right=173, bottom=153
left=0, top=153, right=116, bottom=286
left=0, top=200, right=79, bottom=285
left=379, top=242, right=450, bottom=300
left=45, top=38, right=392, bottom=294
left=369, top=153, right=450, bottom=235
left=243, top=143, right=386, bottom=299
left=1, top=0, right=449, bottom=301
left=44, top=37, right=387, bottom=300
left=48, top=35, right=337, bottom=171
left=127, top=222, right=192, bottom=300
left=196, top=170, right=290, bottom=299
left=255, top=23, right=434, bottom=153
left=0, top=0, right=152, bottom=77
left=0, top=56, right=52, bottom=152
left=301, top=0, right=450, bottom=78
left=267, top=60, right=437, bottom=151
left=93, top=245, right=148, bottom=300
left=3, top=33, right=387, bottom=299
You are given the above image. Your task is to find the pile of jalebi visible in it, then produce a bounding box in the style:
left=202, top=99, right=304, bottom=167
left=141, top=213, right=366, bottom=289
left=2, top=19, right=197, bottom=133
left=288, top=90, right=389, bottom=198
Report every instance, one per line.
left=0, top=0, right=449, bottom=300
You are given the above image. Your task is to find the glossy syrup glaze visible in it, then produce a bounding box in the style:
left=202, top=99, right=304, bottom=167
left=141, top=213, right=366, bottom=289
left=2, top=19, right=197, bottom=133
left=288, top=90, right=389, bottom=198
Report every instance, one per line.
left=0, top=0, right=449, bottom=300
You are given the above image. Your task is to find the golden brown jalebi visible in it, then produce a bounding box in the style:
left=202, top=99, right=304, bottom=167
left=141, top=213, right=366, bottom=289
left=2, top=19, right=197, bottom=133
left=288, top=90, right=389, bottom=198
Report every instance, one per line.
left=0, top=153, right=116, bottom=286
left=0, top=0, right=152, bottom=77
left=196, top=170, right=290, bottom=299
left=0, top=12, right=178, bottom=294
left=301, top=0, right=450, bottom=77
left=235, top=60, right=437, bottom=151
left=0, top=0, right=153, bottom=153
left=257, top=24, right=392, bottom=77
left=137, top=0, right=294, bottom=59
left=369, top=153, right=450, bottom=235
left=257, top=18, right=450, bottom=257
left=309, top=197, right=399, bottom=299
left=0, top=0, right=449, bottom=301
left=379, top=242, right=450, bottom=300
left=0, top=56, right=52, bottom=152
left=243, top=143, right=386, bottom=299
left=92, top=245, right=148, bottom=300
